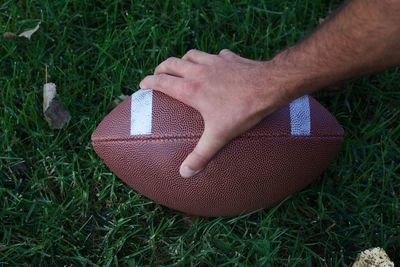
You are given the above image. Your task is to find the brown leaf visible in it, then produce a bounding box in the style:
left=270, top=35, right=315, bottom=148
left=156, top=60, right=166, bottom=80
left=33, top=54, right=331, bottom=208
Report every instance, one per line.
left=113, top=94, right=129, bottom=107
left=43, top=83, right=70, bottom=129
left=3, top=32, right=17, bottom=39
left=44, top=101, right=70, bottom=129
left=352, top=247, right=394, bottom=267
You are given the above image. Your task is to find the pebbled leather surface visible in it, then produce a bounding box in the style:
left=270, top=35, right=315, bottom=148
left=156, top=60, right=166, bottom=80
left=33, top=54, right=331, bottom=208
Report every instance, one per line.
left=92, top=91, right=344, bottom=217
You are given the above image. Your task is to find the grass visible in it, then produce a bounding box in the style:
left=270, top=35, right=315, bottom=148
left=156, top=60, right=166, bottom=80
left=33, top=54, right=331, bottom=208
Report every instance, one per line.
left=0, top=0, right=399, bottom=266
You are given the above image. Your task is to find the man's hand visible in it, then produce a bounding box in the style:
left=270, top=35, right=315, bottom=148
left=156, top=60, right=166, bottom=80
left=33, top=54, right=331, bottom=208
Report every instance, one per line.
left=140, top=49, right=287, bottom=178
left=140, top=0, right=400, bottom=178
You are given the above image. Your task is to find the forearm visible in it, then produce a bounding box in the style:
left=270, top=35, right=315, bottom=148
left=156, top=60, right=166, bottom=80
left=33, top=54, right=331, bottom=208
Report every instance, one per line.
left=270, top=0, right=400, bottom=99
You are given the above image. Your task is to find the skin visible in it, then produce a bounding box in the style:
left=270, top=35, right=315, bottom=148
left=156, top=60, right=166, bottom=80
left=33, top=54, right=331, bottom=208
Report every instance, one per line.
left=140, top=0, right=400, bottom=178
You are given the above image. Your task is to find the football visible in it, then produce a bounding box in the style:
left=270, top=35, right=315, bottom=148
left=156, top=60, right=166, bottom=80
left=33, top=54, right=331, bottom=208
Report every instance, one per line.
left=92, top=89, right=344, bottom=217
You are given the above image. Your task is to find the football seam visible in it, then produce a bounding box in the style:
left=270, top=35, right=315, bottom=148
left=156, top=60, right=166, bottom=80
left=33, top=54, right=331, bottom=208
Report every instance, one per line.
left=92, top=134, right=343, bottom=143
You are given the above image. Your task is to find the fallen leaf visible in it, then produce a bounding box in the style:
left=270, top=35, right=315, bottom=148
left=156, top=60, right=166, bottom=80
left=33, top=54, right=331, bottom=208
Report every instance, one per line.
left=43, top=83, right=57, bottom=111
left=352, top=247, right=394, bottom=267
left=3, top=32, right=17, bottom=39
left=113, top=94, right=129, bottom=107
left=43, top=83, right=70, bottom=129
left=19, top=21, right=41, bottom=40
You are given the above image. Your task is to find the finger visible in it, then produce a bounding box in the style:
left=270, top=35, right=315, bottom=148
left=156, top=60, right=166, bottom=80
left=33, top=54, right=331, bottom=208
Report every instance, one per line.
left=140, top=74, right=195, bottom=105
left=154, top=57, right=199, bottom=77
left=179, top=128, right=227, bottom=178
left=182, top=49, right=218, bottom=65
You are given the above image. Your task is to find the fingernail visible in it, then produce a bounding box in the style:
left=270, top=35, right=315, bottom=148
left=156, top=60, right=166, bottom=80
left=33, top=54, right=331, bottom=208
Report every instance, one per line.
left=180, top=165, right=201, bottom=178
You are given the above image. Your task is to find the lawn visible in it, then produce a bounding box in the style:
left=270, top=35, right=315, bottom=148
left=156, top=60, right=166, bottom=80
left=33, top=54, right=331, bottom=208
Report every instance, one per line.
left=1, top=0, right=399, bottom=266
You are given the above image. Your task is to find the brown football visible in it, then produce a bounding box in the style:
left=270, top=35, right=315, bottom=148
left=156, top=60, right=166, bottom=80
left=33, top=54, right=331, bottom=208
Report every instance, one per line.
left=92, top=89, right=344, bottom=217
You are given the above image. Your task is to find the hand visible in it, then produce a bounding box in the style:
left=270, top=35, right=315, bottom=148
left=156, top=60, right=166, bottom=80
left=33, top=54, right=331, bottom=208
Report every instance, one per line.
left=140, top=49, right=288, bottom=177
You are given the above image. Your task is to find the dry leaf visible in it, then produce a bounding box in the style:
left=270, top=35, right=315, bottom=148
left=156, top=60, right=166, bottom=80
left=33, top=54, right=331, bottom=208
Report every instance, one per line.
left=113, top=94, right=129, bottom=107
left=3, top=32, right=17, bottom=39
left=43, top=83, right=57, bottom=111
left=43, top=83, right=70, bottom=129
left=352, top=247, right=394, bottom=267
left=19, top=21, right=41, bottom=40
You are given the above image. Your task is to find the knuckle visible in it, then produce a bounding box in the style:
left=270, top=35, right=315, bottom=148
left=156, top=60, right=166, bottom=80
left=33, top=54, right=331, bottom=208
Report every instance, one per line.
left=154, top=74, right=166, bottom=84
left=219, top=51, right=236, bottom=60
left=144, top=75, right=155, bottom=83
left=219, top=48, right=231, bottom=55
left=165, top=57, right=178, bottom=66
left=153, top=74, right=161, bottom=81
left=154, top=65, right=161, bottom=73
left=183, top=49, right=198, bottom=59
left=187, top=49, right=197, bottom=55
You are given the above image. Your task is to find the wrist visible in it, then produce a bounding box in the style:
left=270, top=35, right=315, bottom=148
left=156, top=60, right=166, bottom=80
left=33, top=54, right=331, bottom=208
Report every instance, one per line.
left=268, top=45, right=337, bottom=100
left=261, top=53, right=310, bottom=107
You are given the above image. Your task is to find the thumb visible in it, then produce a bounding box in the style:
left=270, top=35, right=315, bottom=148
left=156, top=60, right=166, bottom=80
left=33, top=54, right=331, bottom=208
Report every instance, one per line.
left=179, top=128, right=227, bottom=178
